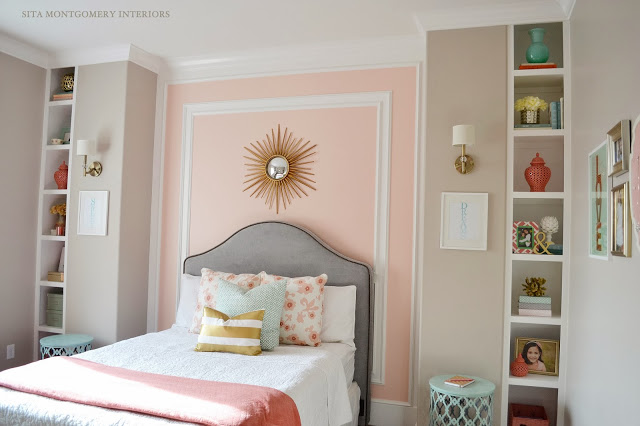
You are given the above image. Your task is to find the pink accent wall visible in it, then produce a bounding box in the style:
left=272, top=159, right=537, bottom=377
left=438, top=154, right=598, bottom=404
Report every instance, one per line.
left=161, top=67, right=416, bottom=402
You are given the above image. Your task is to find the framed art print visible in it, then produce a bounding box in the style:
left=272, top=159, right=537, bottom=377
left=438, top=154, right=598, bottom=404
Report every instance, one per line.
left=512, top=221, right=539, bottom=254
left=610, top=183, right=631, bottom=257
left=515, top=337, right=559, bottom=376
left=607, top=120, right=631, bottom=176
left=588, top=140, right=608, bottom=259
left=440, top=192, right=488, bottom=250
left=631, top=114, right=640, bottom=251
left=77, top=191, right=109, bottom=236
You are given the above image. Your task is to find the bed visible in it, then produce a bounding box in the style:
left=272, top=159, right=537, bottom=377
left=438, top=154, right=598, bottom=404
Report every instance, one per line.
left=0, top=221, right=373, bottom=425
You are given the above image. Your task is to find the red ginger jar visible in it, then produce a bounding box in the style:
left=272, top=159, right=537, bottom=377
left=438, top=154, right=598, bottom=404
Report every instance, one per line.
left=510, top=353, right=529, bottom=377
left=54, top=161, right=68, bottom=190
left=525, top=152, right=551, bottom=192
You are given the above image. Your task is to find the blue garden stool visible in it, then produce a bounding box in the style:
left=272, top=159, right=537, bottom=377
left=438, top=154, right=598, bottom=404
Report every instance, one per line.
left=429, top=375, right=495, bottom=426
left=40, top=334, right=93, bottom=359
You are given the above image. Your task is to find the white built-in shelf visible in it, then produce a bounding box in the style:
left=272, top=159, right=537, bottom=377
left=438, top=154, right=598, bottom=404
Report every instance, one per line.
left=508, top=374, right=560, bottom=389
left=41, top=235, right=67, bottom=242
left=37, top=325, right=63, bottom=333
left=513, top=129, right=567, bottom=137
left=511, top=253, right=563, bottom=262
left=43, top=189, right=68, bottom=195
left=48, top=99, right=73, bottom=107
left=514, top=69, right=565, bottom=88
left=45, top=144, right=71, bottom=151
left=39, top=280, right=65, bottom=289
left=510, top=314, right=562, bottom=325
left=513, top=191, right=564, bottom=199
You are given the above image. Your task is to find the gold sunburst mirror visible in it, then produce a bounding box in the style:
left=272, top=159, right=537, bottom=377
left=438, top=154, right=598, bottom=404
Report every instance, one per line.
left=243, top=125, right=317, bottom=213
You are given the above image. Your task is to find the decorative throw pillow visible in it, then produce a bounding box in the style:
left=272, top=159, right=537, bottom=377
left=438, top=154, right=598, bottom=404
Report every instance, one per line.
left=260, top=271, right=327, bottom=346
left=321, top=285, right=357, bottom=347
left=215, top=278, right=287, bottom=350
left=189, top=269, right=262, bottom=334
left=195, top=307, right=264, bottom=356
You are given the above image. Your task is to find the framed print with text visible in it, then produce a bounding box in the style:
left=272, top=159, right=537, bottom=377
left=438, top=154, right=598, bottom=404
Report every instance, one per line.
left=588, top=140, right=608, bottom=259
left=607, top=120, right=631, bottom=176
left=611, top=183, right=631, bottom=257
left=77, top=191, right=109, bottom=236
left=440, top=192, right=488, bottom=250
left=631, top=114, right=640, bottom=251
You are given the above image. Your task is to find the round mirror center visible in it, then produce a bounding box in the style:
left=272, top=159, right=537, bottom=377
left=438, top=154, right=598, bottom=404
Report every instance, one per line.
left=266, top=156, right=289, bottom=180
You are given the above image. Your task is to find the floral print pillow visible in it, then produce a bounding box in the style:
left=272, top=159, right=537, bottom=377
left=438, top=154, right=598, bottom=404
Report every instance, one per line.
left=260, top=271, right=327, bottom=346
left=188, top=268, right=261, bottom=334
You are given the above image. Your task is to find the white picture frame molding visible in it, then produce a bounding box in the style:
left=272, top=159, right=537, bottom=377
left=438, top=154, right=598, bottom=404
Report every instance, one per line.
left=440, top=192, right=489, bottom=251
left=77, top=190, right=109, bottom=236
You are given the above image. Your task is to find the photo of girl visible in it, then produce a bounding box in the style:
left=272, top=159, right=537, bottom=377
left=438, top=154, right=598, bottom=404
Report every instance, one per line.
left=515, top=337, right=559, bottom=376
left=522, top=341, right=546, bottom=372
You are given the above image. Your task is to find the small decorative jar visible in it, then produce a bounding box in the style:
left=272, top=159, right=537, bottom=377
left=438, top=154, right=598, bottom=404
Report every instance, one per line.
left=510, top=353, right=529, bottom=377
left=525, top=153, right=551, bottom=192
left=61, top=73, right=75, bottom=92
left=526, top=27, right=550, bottom=64
left=56, top=215, right=65, bottom=236
left=54, top=161, right=68, bottom=190
left=520, top=109, right=540, bottom=124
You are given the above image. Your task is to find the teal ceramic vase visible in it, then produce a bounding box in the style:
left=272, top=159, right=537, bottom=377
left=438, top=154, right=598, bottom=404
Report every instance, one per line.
left=526, top=28, right=549, bottom=63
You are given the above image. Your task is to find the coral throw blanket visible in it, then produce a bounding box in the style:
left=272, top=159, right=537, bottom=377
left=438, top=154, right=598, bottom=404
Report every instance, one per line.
left=0, top=356, right=301, bottom=426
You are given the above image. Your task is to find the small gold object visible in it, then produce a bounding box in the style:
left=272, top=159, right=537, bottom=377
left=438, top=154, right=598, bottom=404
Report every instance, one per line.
left=522, top=277, right=547, bottom=296
left=454, top=145, right=475, bottom=174
left=533, top=231, right=552, bottom=255
left=47, top=271, right=64, bottom=282
left=61, top=73, right=74, bottom=92
left=243, top=124, right=317, bottom=213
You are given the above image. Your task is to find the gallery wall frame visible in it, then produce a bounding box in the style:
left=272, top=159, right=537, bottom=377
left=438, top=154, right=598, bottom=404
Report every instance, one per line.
left=77, top=190, right=109, bottom=236
left=588, top=140, right=609, bottom=260
left=440, top=192, right=488, bottom=251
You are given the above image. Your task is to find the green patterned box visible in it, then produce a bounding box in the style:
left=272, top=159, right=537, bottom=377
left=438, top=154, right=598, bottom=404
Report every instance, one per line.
left=47, top=293, right=63, bottom=311
left=518, top=296, right=551, bottom=304
left=46, top=310, right=62, bottom=328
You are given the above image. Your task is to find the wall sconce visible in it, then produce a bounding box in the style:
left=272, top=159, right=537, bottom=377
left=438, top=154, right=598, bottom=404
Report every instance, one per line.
left=452, top=125, right=475, bottom=174
left=76, top=139, right=103, bottom=177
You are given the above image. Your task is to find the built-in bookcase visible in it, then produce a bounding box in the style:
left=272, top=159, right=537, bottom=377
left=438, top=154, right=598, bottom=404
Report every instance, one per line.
left=501, top=22, right=571, bottom=426
left=33, top=66, right=77, bottom=358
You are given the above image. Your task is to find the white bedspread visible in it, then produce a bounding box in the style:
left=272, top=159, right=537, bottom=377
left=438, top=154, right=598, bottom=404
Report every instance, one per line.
left=0, top=326, right=353, bottom=426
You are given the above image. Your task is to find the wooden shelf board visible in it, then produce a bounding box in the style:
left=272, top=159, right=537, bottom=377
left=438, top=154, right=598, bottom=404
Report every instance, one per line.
left=37, top=325, right=63, bottom=333
left=39, top=280, right=65, bottom=289
left=513, top=129, right=566, bottom=137
left=43, top=189, right=68, bottom=195
left=511, top=253, right=563, bottom=262
left=513, top=192, right=564, bottom=199
left=508, top=374, right=560, bottom=389
left=41, top=235, right=67, bottom=242
left=509, top=314, right=562, bottom=325
left=48, top=99, right=73, bottom=107
left=45, top=144, right=71, bottom=151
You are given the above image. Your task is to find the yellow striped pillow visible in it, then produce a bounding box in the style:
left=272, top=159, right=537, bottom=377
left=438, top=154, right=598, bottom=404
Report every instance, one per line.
left=195, top=307, right=264, bottom=356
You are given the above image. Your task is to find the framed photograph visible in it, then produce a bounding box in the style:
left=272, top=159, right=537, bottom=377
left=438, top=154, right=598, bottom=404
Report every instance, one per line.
left=512, top=221, right=539, bottom=254
left=60, top=127, right=71, bottom=143
left=631, top=114, right=640, bottom=251
left=77, top=191, right=109, bottom=236
left=611, top=182, right=631, bottom=257
left=607, top=120, right=631, bottom=176
left=588, top=140, right=609, bottom=259
left=515, top=337, right=559, bottom=376
left=440, top=192, right=488, bottom=250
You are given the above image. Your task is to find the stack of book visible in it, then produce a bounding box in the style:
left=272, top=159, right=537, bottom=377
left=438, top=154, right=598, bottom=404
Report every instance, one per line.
left=52, top=92, right=73, bottom=101
left=518, top=295, right=551, bottom=316
left=518, top=62, right=557, bottom=70
left=549, top=98, right=564, bottom=129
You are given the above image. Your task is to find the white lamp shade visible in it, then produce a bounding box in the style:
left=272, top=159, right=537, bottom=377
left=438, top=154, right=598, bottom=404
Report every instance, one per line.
left=76, top=139, right=96, bottom=156
left=452, top=125, right=475, bottom=147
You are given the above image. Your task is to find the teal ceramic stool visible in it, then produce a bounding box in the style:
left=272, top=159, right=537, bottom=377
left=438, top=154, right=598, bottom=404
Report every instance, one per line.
left=429, top=375, right=495, bottom=426
left=40, top=334, right=93, bottom=359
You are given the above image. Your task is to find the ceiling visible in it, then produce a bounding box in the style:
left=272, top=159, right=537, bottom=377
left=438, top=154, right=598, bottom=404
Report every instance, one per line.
left=0, top=0, right=574, bottom=64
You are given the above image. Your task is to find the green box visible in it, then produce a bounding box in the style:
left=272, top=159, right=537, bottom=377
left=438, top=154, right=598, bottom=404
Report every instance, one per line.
left=46, top=310, right=62, bottom=328
left=47, top=293, right=63, bottom=311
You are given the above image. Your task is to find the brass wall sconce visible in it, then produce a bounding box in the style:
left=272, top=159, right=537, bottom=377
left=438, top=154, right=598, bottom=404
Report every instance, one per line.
left=76, top=139, right=102, bottom=177
left=452, top=124, right=475, bottom=174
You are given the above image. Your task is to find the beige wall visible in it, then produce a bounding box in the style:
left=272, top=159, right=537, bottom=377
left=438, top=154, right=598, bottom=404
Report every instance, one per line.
left=0, top=53, right=45, bottom=370
left=566, top=1, right=640, bottom=424
left=117, top=62, right=157, bottom=341
left=419, top=26, right=507, bottom=423
left=67, top=61, right=156, bottom=346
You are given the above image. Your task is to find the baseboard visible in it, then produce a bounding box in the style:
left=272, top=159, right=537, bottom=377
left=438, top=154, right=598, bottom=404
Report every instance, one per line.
left=370, top=399, right=417, bottom=426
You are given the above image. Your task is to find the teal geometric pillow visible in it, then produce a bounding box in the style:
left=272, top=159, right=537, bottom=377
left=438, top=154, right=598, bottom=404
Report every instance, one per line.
left=215, top=278, right=286, bottom=350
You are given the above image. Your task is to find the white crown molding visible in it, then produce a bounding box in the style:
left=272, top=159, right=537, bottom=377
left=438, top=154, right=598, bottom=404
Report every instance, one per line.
left=48, top=44, right=162, bottom=73
left=416, top=1, right=568, bottom=32
left=556, top=0, right=577, bottom=17
left=0, top=34, right=48, bottom=68
left=165, top=35, right=424, bottom=83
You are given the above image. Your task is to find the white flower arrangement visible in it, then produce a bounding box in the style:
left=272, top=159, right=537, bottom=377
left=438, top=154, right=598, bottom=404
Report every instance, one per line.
left=514, top=96, right=548, bottom=112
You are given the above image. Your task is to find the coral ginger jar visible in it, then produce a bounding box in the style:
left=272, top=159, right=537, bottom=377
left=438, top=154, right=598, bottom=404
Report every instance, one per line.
left=54, top=161, right=68, bottom=190
left=525, top=153, right=551, bottom=192
left=510, top=353, right=529, bottom=377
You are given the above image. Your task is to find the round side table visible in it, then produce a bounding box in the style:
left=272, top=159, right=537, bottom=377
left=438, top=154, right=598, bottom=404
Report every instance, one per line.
left=40, top=334, right=93, bottom=359
left=429, top=375, right=495, bottom=426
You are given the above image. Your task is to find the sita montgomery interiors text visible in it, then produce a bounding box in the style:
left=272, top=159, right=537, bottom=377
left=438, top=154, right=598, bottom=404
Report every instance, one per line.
left=22, top=10, right=170, bottom=18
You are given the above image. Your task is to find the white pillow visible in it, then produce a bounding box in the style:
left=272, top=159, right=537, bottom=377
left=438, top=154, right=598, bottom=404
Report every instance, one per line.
left=321, top=285, right=357, bottom=347
left=175, top=274, right=201, bottom=327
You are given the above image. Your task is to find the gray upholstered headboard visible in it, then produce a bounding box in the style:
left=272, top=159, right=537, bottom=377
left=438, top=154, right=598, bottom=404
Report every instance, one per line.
left=183, top=221, right=373, bottom=424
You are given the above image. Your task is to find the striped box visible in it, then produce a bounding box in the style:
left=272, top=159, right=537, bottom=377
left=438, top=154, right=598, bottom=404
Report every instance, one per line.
left=519, top=309, right=551, bottom=317
left=519, top=296, right=551, bottom=304
left=519, top=302, right=551, bottom=310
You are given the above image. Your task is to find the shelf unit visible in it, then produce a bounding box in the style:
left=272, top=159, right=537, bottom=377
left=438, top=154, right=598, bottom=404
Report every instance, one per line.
left=32, top=66, right=77, bottom=358
left=502, top=22, right=571, bottom=426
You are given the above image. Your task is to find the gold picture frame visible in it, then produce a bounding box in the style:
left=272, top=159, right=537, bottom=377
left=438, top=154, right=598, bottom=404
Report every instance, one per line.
left=607, top=120, right=631, bottom=176
left=611, top=182, right=632, bottom=257
left=515, top=337, right=559, bottom=376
